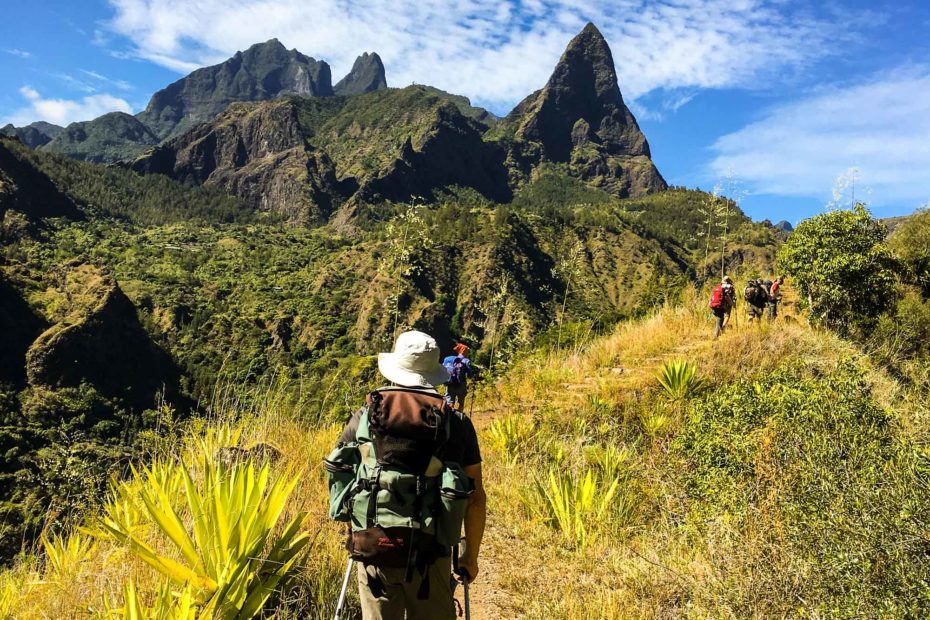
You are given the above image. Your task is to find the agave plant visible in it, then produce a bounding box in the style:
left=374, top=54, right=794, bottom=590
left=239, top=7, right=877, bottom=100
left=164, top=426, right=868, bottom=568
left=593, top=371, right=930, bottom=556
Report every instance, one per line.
left=656, top=359, right=704, bottom=400
left=486, top=415, right=536, bottom=462
left=528, top=468, right=619, bottom=548
left=41, top=532, right=96, bottom=580
left=585, top=443, right=633, bottom=481
left=90, top=443, right=310, bottom=619
left=106, top=580, right=200, bottom=619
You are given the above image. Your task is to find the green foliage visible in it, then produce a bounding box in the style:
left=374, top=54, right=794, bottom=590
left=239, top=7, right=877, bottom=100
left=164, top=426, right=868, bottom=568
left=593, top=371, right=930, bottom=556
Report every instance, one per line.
left=656, top=359, right=704, bottom=400
left=510, top=165, right=613, bottom=221
left=486, top=415, right=537, bottom=462
left=675, top=362, right=930, bottom=615
left=869, top=289, right=930, bottom=363
left=89, top=446, right=310, bottom=618
left=4, top=140, right=253, bottom=225
left=888, top=208, right=930, bottom=297
left=778, top=205, right=899, bottom=333
left=527, top=468, right=623, bottom=548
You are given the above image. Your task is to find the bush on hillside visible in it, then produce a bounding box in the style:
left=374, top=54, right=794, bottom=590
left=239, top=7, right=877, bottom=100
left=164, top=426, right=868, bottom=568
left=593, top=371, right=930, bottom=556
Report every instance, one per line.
left=888, top=207, right=930, bottom=297
left=777, top=205, right=898, bottom=334
left=674, top=362, right=930, bottom=616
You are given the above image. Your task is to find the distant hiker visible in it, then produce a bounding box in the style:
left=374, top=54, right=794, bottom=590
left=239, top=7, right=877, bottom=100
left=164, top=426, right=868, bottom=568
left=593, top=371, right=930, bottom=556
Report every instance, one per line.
left=325, top=330, right=486, bottom=620
left=768, top=276, right=784, bottom=320
left=722, top=276, right=736, bottom=327
left=744, top=278, right=769, bottom=323
left=443, top=342, right=475, bottom=412
left=709, top=276, right=735, bottom=338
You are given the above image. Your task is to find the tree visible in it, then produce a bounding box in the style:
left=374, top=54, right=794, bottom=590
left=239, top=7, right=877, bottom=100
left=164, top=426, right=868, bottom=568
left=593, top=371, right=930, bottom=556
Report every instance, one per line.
left=888, top=207, right=930, bottom=297
left=777, top=204, right=898, bottom=334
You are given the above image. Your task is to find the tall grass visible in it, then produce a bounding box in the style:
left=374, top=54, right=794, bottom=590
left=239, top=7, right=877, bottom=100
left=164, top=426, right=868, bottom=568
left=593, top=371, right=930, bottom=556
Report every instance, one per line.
left=476, top=286, right=930, bottom=618
left=0, top=399, right=350, bottom=619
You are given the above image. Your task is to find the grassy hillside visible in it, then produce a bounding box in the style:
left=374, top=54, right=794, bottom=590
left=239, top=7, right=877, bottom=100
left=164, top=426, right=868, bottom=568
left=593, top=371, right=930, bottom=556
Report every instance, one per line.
left=2, top=287, right=928, bottom=618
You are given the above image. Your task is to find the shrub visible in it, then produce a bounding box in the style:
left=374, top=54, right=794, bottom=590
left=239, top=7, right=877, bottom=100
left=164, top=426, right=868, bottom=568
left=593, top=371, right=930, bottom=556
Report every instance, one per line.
left=777, top=205, right=898, bottom=334
left=527, top=468, right=622, bottom=548
left=486, top=415, right=537, bottom=463
left=674, top=362, right=930, bottom=616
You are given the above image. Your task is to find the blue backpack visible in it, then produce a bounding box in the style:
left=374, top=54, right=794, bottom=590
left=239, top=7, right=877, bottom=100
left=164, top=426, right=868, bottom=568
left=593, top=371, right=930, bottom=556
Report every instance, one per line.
left=444, top=355, right=467, bottom=386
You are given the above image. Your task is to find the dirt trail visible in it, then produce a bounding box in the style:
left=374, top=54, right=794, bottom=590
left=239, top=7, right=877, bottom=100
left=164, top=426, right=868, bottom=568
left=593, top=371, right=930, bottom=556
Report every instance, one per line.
left=451, top=402, right=514, bottom=620
left=452, top=295, right=804, bottom=619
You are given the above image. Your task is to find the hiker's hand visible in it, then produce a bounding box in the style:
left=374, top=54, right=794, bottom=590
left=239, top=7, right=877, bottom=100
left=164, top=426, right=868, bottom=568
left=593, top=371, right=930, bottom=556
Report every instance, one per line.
left=457, top=556, right=478, bottom=583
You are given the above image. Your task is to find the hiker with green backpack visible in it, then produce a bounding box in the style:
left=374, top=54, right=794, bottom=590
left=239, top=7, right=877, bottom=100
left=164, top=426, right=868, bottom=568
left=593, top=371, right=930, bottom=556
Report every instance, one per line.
left=325, top=330, right=487, bottom=620
left=745, top=278, right=769, bottom=324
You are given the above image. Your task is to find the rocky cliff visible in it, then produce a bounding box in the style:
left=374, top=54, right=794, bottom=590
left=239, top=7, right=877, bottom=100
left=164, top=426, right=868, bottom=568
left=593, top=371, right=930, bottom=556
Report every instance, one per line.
left=25, top=264, right=181, bottom=409
left=334, top=52, right=387, bottom=96
left=137, top=39, right=334, bottom=140
left=128, top=23, right=666, bottom=223
left=131, top=100, right=343, bottom=225
left=496, top=23, right=666, bottom=197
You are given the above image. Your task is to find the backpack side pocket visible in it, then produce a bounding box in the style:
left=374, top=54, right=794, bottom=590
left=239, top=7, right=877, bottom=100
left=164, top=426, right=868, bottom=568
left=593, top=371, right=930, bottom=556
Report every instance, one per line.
left=324, top=442, right=360, bottom=522
left=435, top=463, right=474, bottom=547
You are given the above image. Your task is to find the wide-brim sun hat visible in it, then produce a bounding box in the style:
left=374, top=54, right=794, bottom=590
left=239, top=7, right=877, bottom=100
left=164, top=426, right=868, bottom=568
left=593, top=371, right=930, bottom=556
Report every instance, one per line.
left=378, top=330, right=451, bottom=388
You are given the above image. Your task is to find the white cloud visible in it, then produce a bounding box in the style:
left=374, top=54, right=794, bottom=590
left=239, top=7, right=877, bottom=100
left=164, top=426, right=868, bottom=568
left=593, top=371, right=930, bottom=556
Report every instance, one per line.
left=103, top=0, right=858, bottom=113
left=710, top=67, right=930, bottom=206
left=80, top=69, right=133, bottom=90
left=4, top=86, right=133, bottom=127
left=4, top=48, right=32, bottom=59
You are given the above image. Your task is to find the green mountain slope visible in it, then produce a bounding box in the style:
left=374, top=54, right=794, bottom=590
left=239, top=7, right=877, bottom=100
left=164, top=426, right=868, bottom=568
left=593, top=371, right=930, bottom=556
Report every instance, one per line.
left=41, top=112, right=158, bottom=164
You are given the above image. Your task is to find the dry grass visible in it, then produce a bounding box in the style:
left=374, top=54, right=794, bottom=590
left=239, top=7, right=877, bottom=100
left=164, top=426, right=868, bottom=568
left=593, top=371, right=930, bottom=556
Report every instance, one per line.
left=471, top=285, right=921, bottom=619
left=0, top=396, right=350, bottom=619
left=1, top=284, right=923, bottom=619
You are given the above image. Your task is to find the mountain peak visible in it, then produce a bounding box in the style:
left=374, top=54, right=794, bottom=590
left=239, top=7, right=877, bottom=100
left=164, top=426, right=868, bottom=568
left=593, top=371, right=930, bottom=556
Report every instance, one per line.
left=334, top=52, right=387, bottom=96
left=503, top=22, right=666, bottom=197
left=138, top=41, right=333, bottom=139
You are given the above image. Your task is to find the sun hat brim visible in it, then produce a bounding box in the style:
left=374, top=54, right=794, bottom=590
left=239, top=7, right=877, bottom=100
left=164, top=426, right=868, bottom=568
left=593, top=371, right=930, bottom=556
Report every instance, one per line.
left=377, top=352, right=451, bottom=388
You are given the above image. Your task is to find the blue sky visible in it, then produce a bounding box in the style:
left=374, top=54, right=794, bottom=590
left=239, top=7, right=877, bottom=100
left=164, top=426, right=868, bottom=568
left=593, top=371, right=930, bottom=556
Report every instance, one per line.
left=2, top=0, right=929, bottom=224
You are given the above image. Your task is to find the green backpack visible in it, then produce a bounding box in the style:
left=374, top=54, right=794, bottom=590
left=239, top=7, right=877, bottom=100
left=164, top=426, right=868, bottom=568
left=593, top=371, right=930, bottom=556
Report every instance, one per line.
left=324, top=388, right=474, bottom=572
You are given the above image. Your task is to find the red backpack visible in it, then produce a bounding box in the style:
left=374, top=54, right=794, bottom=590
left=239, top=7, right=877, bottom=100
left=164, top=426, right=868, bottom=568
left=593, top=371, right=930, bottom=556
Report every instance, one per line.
left=709, top=285, right=727, bottom=311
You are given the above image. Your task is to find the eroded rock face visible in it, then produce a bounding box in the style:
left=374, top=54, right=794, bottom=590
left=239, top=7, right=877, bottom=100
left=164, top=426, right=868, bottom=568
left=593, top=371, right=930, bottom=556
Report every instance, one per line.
left=131, top=101, right=342, bottom=224
left=334, top=52, right=387, bottom=96
left=25, top=265, right=181, bottom=409
left=356, top=102, right=511, bottom=205
left=501, top=23, right=667, bottom=198
left=137, top=39, right=334, bottom=140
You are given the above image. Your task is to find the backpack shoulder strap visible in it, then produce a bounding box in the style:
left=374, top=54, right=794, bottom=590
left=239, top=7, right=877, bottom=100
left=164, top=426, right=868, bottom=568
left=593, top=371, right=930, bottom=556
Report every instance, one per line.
left=357, top=407, right=372, bottom=443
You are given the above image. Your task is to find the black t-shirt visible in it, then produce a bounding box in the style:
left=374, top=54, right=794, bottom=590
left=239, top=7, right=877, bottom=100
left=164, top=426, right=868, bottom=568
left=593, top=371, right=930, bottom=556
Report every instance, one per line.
left=339, top=390, right=482, bottom=468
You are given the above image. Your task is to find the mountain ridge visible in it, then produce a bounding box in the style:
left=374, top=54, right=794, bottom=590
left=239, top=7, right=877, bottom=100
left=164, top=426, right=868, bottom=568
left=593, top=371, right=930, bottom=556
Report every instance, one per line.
left=129, top=24, right=667, bottom=224
left=137, top=39, right=337, bottom=140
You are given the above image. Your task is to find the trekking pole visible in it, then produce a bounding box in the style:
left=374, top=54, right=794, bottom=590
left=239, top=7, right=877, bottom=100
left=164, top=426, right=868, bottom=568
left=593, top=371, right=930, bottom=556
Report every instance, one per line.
left=452, top=538, right=472, bottom=620
left=332, top=558, right=354, bottom=620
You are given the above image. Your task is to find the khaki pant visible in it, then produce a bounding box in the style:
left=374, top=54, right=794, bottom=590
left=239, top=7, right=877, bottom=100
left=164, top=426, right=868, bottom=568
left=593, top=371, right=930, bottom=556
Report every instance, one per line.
left=357, top=556, right=455, bottom=620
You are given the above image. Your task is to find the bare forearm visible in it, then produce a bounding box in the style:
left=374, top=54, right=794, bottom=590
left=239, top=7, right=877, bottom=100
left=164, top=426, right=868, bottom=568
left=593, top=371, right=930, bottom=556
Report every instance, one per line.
left=463, top=493, right=486, bottom=560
